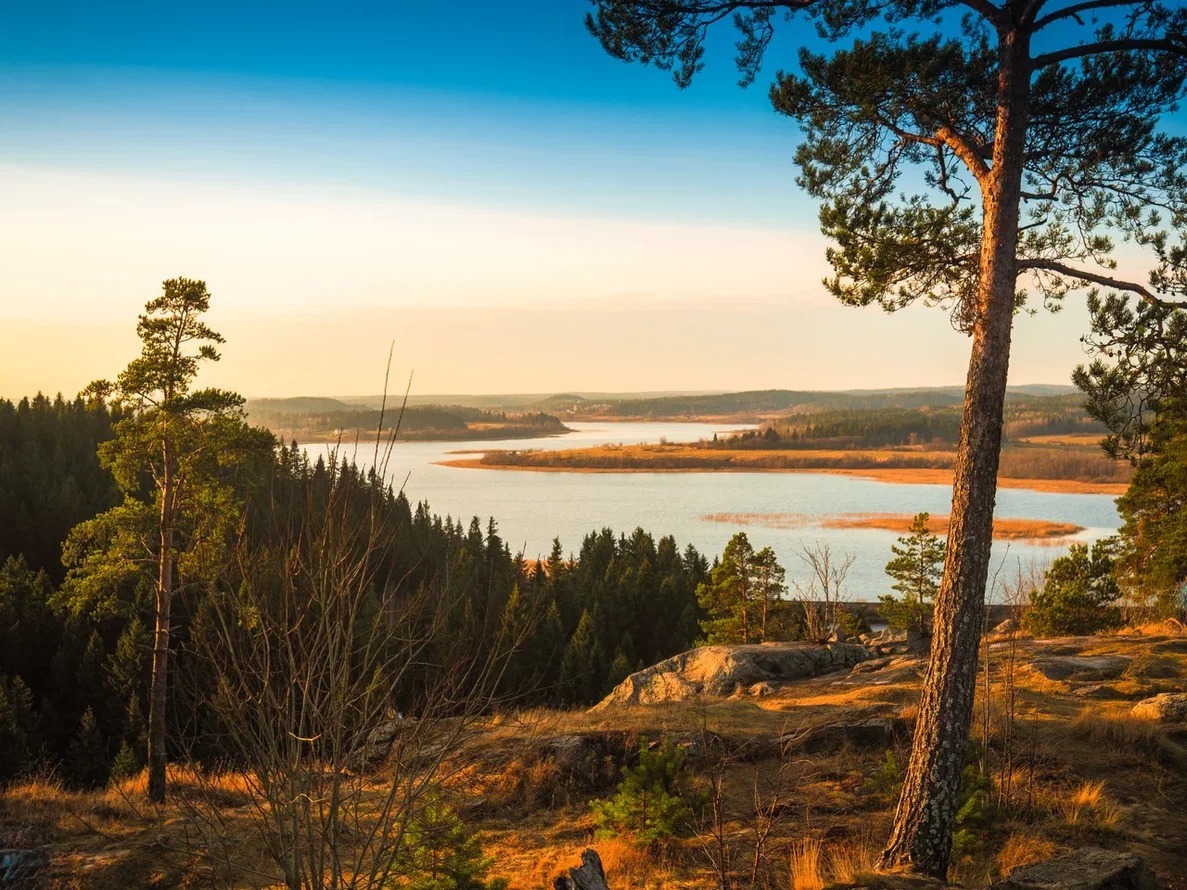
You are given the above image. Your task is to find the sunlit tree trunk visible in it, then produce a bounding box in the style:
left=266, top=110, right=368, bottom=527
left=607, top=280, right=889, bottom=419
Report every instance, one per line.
left=147, top=430, right=174, bottom=803
left=881, top=28, right=1032, bottom=877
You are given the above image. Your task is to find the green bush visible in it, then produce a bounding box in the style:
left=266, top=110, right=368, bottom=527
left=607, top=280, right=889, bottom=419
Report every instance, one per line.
left=397, top=795, right=507, bottom=890
left=591, top=736, right=702, bottom=845
left=863, top=750, right=904, bottom=803
left=1028, top=540, right=1122, bottom=636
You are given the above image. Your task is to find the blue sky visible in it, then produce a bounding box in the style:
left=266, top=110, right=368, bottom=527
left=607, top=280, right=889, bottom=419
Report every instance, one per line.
left=0, top=1, right=1170, bottom=396
left=1, top=0, right=810, bottom=224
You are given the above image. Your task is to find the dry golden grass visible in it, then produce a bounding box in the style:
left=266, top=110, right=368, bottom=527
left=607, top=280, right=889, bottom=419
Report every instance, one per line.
left=700, top=511, right=1083, bottom=541
left=9, top=635, right=1187, bottom=889
left=826, top=837, right=882, bottom=883
left=821, top=513, right=1083, bottom=542
left=790, top=838, right=826, bottom=890
left=1055, top=780, right=1124, bottom=830
left=1016, top=433, right=1106, bottom=446
left=597, top=836, right=658, bottom=887
left=995, top=833, right=1058, bottom=875
left=1071, top=704, right=1164, bottom=752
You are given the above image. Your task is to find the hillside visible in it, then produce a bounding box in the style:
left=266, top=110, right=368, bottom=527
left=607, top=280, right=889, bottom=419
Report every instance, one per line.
left=6, top=628, right=1185, bottom=888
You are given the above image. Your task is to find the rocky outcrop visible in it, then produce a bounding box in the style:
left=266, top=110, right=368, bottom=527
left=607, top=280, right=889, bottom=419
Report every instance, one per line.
left=0, top=848, right=49, bottom=884
left=591, top=643, right=873, bottom=710
left=347, top=716, right=412, bottom=771
left=1028, top=655, right=1131, bottom=682
left=788, top=716, right=911, bottom=753
left=1132, top=692, right=1187, bottom=723
left=990, top=847, right=1162, bottom=890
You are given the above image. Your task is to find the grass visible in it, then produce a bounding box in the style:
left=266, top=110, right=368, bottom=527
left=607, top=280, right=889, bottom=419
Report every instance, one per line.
left=789, top=838, right=826, bottom=890
left=1056, top=780, right=1124, bottom=830
left=6, top=630, right=1187, bottom=889
left=995, top=832, right=1057, bottom=875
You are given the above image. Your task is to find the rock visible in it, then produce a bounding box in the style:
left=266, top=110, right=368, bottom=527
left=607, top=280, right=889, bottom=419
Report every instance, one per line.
left=1071, top=684, right=1121, bottom=700
left=1132, top=692, right=1187, bottom=723
left=852, top=656, right=896, bottom=674
left=992, top=618, right=1021, bottom=636
left=1029, top=655, right=1131, bottom=682
left=787, top=716, right=910, bottom=753
left=554, top=849, right=610, bottom=890
left=828, top=879, right=949, bottom=890
left=0, top=848, right=49, bottom=883
left=348, top=716, right=411, bottom=771
left=591, top=642, right=873, bottom=710
left=541, top=734, right=627, bottom=791
left=990, top=846, right=1162, bottom=890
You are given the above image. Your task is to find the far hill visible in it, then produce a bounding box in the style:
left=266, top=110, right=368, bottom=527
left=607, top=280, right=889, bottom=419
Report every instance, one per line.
left=261, top=385, right=1081, bottom=421
left=245, top=398, right=569, bottom=444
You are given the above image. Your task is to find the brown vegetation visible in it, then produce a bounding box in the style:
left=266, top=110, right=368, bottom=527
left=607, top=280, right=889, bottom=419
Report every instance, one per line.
left=821, top=514, right=1084, bottom=542
left=443, top=441, right=1131, bottom=494
left=6, top=630, right=1187, bottom=889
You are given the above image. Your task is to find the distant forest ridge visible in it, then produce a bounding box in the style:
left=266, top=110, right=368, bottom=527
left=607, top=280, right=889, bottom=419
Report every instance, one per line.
left=255, top=384, right=1082, bottom=421
left=246, top=398, right=568, bottom=443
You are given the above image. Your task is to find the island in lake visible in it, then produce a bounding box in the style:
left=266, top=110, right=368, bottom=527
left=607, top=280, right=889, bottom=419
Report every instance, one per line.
left=434, top=388, right=1133, bottom=496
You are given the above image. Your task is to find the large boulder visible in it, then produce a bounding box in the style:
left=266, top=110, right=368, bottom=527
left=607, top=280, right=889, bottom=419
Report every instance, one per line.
left=0, top=848, right=49, bottom=884
left=990, top=847, right=1162, bottom=890
left=347, top=716, right=412, bottom=771
left=1028, top=655, right=1131, bottom=682
left=1132, top=692, right=1187, bottom=723
left=788, top=716, right=911, bottom=753
left=591, top=642, right=873, bottom=710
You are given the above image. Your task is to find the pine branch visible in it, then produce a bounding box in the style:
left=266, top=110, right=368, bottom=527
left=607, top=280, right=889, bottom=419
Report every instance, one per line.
left=1034, top=38, right=1187, bottom=68
left=1019, top=258, right=1187, bottom=307
left=1032, top=0, right=1146, bottom=31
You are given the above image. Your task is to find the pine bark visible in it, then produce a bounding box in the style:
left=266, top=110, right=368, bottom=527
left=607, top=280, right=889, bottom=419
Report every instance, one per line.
left=880, top=27, right=1032, bottom=878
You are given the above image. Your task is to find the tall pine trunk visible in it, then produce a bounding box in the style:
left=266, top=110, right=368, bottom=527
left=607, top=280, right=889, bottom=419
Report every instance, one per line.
left=880, top=29, right=1031, bottom=878
left=147, top=438, right=174, bottom=804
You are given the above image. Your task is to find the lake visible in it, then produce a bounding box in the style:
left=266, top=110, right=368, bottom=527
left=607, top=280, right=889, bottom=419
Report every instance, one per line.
left=302, top=421, right=1120, bottom=601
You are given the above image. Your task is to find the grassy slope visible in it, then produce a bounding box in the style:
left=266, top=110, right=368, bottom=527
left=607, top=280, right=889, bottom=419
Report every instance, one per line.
left=5, top=631, right=1186, bottom=889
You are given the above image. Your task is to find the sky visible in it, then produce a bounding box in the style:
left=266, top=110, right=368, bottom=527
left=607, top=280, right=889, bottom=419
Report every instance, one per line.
left=0, top=1, right=1161, bottom=397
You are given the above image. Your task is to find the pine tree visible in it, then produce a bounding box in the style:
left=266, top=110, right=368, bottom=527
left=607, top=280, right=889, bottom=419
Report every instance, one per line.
left=399, top=795, right=507, bottom=890
left=880, top=513, right=946, bottom=635
left=588, top=3, right=1187, bottom=876
left=697, top=533, right=785, bottom=643
left=61, top=278, right=274, bottom=802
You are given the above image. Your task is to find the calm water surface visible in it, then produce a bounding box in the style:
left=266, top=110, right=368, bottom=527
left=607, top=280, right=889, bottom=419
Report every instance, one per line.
left=303, top=422, right=1120, bottom=600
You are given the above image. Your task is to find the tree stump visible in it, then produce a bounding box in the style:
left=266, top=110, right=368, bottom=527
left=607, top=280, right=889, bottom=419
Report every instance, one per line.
left=554, top=849, right=610, bottom=890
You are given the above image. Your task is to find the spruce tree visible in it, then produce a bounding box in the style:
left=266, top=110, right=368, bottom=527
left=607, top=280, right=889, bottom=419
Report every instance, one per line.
left=588, top=1, right=1187, bottom=876
left=67, top=706, right=108, bottom=788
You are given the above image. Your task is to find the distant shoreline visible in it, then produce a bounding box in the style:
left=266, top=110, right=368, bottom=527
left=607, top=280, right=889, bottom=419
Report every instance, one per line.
left=274, top=426, right=573, bottom=445
left=437, top=456, right=1127, bottom=495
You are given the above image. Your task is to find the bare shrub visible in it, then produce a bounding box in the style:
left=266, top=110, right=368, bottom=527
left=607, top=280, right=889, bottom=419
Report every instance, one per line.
left=172, top=428, right=528, bottom=889
left=791, top=543, right=855, bottom=643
